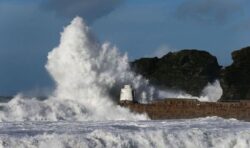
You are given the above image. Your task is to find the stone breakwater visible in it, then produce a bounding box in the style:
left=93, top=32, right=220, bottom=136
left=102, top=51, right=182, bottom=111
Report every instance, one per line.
left=119, top=99, right=250, bottom=121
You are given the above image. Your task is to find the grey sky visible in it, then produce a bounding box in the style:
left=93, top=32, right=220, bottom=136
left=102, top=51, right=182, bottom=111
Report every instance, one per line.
left=175, top=0, right=249, bottom=24
left=41, top=0, right=124, bottom=23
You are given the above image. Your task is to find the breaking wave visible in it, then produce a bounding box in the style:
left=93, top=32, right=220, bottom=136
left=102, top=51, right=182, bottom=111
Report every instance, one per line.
left=0, top=17, right=150, bottom=121
left=0, top=17, right=222, bottom=121
left=1, top=117, right=250, bottom=148
left=166, top=80, right=223, bottom=102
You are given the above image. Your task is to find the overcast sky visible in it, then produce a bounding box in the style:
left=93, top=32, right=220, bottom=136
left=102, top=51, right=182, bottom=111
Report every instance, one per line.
left=0, top=0, right=250, bottom=95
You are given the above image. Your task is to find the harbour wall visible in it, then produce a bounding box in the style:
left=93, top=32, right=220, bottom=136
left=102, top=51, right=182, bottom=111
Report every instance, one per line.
left=119, top=99, right=250, bottom=121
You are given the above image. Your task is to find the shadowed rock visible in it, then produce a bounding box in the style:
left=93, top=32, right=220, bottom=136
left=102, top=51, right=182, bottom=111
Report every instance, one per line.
left=220, top=46, right=250, bottom=100
left=131, top=50, right=221, bottom=96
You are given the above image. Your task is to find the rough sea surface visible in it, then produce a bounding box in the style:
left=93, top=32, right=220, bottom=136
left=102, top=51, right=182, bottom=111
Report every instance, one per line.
left=0, top=17, right=242, bottom=148
left=0, top=117, right=250, bottom=148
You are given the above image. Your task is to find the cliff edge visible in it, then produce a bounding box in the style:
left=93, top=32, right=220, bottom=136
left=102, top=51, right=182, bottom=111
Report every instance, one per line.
left=131, top=49, right=221, bottom=96
left=220, top=46, right=250, bottom=100
left=131, top=47, right=250, bottom=100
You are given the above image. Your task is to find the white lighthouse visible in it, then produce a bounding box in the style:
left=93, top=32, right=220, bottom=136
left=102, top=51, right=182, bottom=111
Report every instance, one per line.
left=120, top=85, right=134, bottom=102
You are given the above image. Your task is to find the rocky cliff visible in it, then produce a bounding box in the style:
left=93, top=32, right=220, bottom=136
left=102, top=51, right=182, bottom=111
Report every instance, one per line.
left=220, top=46, right=250, bottom=100
left=131, top=50, right=221, bottom=96
left=131, top=47, right=250, bottom=100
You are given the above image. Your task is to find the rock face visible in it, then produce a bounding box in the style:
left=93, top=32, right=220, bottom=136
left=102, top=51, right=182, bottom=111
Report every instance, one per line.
left=131, top=50, right=221, bottom=96
left=220, top=47, right=250, bottom=100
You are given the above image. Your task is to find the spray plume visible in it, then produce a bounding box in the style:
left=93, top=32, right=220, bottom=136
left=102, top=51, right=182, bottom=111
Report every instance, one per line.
left=0, top=17, right=222, bottom=121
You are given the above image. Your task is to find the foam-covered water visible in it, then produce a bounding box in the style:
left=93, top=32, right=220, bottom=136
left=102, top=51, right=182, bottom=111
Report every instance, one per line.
left=0, top=17, right=233, bottom=147
left=0, top=117, right=250, bottom=148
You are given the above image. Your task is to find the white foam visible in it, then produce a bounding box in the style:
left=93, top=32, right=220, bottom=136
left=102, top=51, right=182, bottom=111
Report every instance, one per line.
left=200, top=80, right=223, bottom=102
left=0, top=17, right=150, bottom=121
left=0, top=17, right=223, bottom=121
left=0, top=117, right=250, bottom=148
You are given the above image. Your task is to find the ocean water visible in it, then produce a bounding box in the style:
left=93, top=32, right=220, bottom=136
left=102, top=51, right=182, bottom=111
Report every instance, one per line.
left=0, top=17, right=243, bottom=148
left=0, top=117, right=250, bottom=148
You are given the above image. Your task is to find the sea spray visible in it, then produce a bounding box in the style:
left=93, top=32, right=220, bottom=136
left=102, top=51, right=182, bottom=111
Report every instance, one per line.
left=0, top=17, right=149, bottom=121
left=157, top=80, right=222, bottom=102
left=45, top=17, right=162, bottom=103
left=1, top=117, right=250, bottom=148
left=0, top=17, right=222, bottom=121
left=200, top=80, right=223, bottom=102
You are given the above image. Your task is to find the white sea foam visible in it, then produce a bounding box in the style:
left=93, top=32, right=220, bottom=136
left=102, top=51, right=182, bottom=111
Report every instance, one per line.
left=0, top=17, right=150, bottom=121
left=0, top=17, right=223, bottom=121
left=0, top=117, right=250, bottom=148
left=199, top=80, right=223, bottom=102
left=177, top=80, right=223, bottom=102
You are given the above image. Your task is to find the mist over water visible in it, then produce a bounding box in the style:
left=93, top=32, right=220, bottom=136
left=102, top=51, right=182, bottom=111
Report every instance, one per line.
left=0, top=17, right=222, bottom=122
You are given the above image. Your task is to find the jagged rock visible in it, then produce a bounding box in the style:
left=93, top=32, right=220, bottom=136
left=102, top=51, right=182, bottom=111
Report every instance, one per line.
left=131, top=49, right=221, bottom=96
left=220, top=47, right=250, bottom=100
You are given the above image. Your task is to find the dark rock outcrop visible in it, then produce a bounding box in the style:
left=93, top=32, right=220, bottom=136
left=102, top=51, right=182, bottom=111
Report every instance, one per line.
left=131, top=50, right=221, bottom=96
left=220, top=47, right=250, bottom=100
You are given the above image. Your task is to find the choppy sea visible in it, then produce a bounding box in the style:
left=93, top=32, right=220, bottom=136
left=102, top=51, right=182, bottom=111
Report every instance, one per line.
left=0, top=97, right=250, bottom=148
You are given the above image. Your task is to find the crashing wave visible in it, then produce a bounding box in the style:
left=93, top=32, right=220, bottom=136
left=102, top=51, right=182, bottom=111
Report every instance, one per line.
left=0, top=17, right=222, bottom=121
left=0, top=117, right=250, bottom=148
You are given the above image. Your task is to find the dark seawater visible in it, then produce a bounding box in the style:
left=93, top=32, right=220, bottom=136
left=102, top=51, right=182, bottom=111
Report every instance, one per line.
left=0, top=97, right=12, bottom=110
left=0, top=96, right=47, bottom=110
left=0, top=97, right=12, bottom=103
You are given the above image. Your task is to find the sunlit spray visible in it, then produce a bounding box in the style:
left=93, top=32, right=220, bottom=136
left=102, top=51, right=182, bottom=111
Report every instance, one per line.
left=0, top=17, right=222, bottom=121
